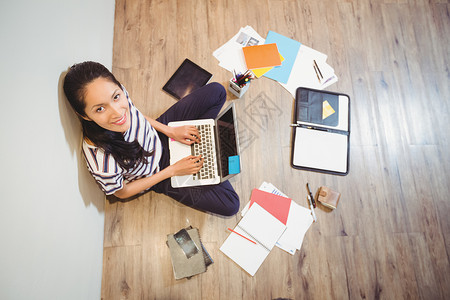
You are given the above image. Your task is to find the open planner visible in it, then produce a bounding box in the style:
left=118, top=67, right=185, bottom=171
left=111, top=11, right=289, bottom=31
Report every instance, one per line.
left=291, top=87, right=351, bottom=175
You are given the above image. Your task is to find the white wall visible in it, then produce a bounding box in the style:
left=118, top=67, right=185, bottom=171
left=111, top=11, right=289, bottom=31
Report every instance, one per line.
left=0, top=0, right=115, bottom=299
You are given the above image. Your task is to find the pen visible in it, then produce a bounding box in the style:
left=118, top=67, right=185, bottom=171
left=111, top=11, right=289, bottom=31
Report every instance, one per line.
left=307, top=195, right=317, bottom=222
left=322, top=75, right=335, bottom=85
left=306, top=183, right=316, bottom=207
left=236, top=70, right=250, bottom=81
left=290, top=123, right=329, bottom=132
left=290, top=123, right=309, bottom=127
left=236, top=73, right=253, bottom=87
left=227, top=228, right=257, bottom=244
left=291, top=123, right=350, bottom=136
left=313, top=60, right=323, bottom=79
left=313, top=64, right=321, bottom=83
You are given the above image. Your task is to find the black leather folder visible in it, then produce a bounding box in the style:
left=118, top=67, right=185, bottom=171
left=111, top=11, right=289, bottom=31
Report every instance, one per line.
left=291, top=87, right=351, bottom=175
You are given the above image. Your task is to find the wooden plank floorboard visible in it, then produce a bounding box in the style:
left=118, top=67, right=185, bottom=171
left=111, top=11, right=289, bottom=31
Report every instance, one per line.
left=101, top=0, right=450, bottom=299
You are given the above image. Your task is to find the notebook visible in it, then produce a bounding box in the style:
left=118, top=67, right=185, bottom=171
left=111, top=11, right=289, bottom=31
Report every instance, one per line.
left=291, top=87, right=350, bottom=175
left=166, top=227, right=213, bottom=280
left=242, top=43, right=282, bottom=69
left=247, top=188, right=292, bottom=225
left=241, top=183, right=314, bottom=255
left=168, top=103, right=241, bottom=188
left=220, top=202, right=286, bottom=276
left=162, top=58, right=213, bottom=100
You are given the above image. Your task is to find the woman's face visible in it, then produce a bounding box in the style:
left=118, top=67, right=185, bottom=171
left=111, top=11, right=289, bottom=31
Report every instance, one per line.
left=83, top=77, right=131, bottom=133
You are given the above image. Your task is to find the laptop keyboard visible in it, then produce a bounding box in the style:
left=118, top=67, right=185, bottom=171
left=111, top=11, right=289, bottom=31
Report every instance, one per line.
left=191, top=124, right=217, bottom=180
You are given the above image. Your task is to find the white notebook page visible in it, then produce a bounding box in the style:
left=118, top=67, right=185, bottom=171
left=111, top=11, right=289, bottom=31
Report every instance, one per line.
left=292, top=127, right=348, bottom=173
left=220, top=203, right=286, bottom=276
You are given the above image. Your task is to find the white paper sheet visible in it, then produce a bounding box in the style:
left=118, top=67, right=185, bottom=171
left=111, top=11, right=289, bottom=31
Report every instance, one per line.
left=279, top=45, right=338, bottom=96
left=276, top=201, right=313, bottom=254
left=213, top=26, right=265, bottom=74
left=292, top=127, right=348, bottom=173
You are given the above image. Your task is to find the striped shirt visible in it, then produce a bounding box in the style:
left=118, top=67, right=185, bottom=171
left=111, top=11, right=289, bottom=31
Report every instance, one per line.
left=82, top=87, right=163, bottom=195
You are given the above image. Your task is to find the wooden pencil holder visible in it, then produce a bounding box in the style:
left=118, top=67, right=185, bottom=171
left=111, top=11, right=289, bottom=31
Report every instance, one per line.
left=228, top=78, right=249, bottom=98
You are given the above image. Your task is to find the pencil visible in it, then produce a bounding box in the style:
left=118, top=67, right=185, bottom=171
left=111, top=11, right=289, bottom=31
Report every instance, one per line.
left=227, top=228, right=257, bottom=244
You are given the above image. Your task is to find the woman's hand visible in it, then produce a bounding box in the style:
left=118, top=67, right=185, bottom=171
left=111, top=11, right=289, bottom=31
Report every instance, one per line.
left=169, top=155, right=204, bottom=176
left=170, top=125, right=201, bottom=145
left=113, top=155, right=203, bottom=199
left=144, top=117, right=200, bottom=145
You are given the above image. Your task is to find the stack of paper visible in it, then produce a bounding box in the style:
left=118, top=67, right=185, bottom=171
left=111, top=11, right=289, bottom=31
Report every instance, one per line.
left=242, top=182, right=314, bottom=255
left=213, top=27, right=338, bottom=96
left=213, top=26, right=265, bottom=75
left=220, top=182, right=314, bottom=276
left=263, top=31, right=338, bottom=96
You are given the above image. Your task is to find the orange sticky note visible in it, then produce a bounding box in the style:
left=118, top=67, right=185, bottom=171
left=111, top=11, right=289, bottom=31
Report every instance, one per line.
left=242, top=43, right=282, bottom=70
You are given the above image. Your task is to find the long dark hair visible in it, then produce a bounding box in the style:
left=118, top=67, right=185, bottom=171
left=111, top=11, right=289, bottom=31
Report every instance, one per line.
left=63, top=61, right=152, bottom=171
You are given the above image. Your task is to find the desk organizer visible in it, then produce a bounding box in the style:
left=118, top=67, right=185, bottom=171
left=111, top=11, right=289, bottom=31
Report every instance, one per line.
left=228, top=78, right=249, bottom=98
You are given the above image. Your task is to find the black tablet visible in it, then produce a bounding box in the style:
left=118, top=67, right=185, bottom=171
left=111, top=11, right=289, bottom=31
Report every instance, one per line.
left=162, top=58, right=213, bottom=100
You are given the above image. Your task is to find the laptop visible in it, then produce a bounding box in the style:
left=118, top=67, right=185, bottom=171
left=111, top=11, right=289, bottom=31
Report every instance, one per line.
left=168, top=103, right=241, bottom=188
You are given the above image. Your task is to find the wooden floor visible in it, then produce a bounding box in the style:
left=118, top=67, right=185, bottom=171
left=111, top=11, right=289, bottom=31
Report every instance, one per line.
left=102, top=0, right=450, bottom=299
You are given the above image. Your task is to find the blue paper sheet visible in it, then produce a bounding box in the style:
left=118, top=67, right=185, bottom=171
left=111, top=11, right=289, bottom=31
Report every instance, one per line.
left=263, top=31, right=301, bottom=84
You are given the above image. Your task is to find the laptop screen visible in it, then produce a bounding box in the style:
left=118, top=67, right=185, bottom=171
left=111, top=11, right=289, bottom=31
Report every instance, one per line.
left=216, top=106, right=239, bottom=178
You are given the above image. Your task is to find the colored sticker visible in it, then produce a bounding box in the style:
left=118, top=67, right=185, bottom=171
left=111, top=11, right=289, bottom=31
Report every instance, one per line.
left=322, top=100, right=335, bottom=119
left=228, top=155, right=240, bottom=174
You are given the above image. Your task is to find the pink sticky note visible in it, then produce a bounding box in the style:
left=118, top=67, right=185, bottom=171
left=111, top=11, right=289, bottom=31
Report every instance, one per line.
left=249, top=189, right=291, bottom=225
